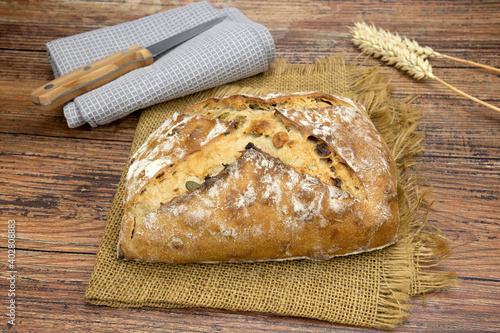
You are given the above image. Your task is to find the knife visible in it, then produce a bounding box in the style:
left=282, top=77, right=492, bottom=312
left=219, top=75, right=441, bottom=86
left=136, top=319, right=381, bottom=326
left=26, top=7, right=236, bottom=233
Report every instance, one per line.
left=31, top=17, right=225, bottom=110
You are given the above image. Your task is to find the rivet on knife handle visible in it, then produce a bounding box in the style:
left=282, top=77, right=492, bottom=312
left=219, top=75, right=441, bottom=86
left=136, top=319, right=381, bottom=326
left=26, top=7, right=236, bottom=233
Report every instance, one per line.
left=31, top=45, right=153, bottom=110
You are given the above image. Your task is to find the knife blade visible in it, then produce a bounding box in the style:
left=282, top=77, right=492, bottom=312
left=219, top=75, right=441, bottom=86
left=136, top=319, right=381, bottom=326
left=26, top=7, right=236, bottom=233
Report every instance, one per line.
left=31, top=17, right=225, bottom=110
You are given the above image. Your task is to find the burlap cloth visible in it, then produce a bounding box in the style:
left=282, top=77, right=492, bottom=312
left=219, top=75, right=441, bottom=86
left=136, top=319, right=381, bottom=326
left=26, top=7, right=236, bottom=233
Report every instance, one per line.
left=84, top=56, right=456, bottom=329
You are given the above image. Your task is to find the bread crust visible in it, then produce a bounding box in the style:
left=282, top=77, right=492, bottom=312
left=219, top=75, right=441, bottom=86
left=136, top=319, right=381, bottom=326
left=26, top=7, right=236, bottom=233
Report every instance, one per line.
left=118, top=92, right=399, bottom=263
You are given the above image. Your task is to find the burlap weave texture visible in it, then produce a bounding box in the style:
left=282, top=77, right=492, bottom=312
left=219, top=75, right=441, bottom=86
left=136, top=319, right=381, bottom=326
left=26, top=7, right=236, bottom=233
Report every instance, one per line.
left=84, top=56, right=456, bottom=329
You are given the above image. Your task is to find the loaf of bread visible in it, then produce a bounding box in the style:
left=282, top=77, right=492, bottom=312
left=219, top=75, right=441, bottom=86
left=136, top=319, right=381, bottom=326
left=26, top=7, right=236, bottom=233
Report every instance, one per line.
left=118, top=92, right=399, bottom=263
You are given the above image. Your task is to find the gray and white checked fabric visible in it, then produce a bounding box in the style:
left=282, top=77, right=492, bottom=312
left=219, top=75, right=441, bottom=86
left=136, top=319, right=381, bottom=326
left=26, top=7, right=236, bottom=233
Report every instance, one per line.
left=46, top=1, right=275, bottom=128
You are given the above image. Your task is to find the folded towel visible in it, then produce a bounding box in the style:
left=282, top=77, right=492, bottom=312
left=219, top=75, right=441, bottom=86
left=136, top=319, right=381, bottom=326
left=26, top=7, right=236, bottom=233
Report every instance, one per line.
left=45, top=1, right=275, bottom=128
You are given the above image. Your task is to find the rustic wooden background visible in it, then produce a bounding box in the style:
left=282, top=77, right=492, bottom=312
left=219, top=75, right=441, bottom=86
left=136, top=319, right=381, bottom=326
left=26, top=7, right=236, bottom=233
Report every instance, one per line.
left=1, top=0, right=499, bottom=331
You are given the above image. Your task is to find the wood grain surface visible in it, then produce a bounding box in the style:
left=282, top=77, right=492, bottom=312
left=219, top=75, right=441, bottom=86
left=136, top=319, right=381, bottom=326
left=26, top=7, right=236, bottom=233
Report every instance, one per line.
left=1, top=0, right=499, bottom=332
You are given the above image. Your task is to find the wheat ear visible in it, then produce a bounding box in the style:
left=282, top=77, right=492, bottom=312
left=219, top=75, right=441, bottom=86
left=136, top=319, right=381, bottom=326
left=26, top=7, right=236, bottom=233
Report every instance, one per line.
left=352, top=22, right=500, bottom=74
left=351, top=23, right=500, bottom=113
left=352, top=22, right=440, bottom=59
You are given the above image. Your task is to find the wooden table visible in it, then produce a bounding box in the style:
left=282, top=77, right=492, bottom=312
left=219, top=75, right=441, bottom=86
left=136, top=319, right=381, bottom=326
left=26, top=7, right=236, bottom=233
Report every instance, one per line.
left=1, top=0, right=499, bottom=331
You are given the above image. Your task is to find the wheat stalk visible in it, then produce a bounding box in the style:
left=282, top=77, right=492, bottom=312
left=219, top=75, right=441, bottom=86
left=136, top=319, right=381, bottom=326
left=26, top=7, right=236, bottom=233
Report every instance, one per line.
left=351, top=22, right=500, bottom=113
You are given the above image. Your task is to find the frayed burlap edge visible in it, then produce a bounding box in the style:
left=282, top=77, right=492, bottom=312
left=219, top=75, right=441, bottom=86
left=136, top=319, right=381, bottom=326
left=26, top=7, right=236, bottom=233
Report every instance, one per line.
left=84, top=56, right=457, bottom=330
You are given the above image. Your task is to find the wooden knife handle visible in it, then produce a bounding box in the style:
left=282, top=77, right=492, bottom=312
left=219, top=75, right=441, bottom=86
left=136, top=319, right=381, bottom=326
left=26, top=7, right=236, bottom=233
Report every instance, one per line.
left=31, top=45, right=153, bottom=110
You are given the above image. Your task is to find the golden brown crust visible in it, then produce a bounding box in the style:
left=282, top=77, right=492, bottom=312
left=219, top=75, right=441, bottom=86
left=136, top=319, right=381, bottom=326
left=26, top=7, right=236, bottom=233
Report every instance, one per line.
left=118, top=92, right=399, bottom=264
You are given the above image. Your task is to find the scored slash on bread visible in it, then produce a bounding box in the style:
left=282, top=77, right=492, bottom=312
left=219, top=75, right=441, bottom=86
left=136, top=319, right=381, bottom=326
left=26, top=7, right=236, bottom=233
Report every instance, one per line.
left=118, top=92, right=399, bottom=263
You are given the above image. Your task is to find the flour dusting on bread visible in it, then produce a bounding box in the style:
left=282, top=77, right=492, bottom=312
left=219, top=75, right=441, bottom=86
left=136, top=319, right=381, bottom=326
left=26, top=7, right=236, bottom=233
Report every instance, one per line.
left=118, top=92, right=399, bottom=264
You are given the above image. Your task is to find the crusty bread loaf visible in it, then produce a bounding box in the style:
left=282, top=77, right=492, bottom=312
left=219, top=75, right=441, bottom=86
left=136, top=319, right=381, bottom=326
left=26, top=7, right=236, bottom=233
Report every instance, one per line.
left=118, top=92, right=399, bottom=263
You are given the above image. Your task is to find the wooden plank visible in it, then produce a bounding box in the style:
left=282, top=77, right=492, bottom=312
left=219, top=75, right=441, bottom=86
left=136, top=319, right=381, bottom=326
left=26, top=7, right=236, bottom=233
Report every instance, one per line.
left=0, top=49, right=140, bottom=139
left=0, top=133, right=130, bottom=252
left=1, top=52, right=498, bottom=142
left=406, top=281, right=500, bottom=332
left=1, top=131, right=497, bottom=278
left=0, top=0, right=499, bottom=331
left=0, top=249, right=497, bottom=332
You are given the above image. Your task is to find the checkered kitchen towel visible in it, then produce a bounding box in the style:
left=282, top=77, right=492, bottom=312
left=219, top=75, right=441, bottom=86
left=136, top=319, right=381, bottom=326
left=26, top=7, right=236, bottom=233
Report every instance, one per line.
left=45, top=1, right=275, bottom=128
